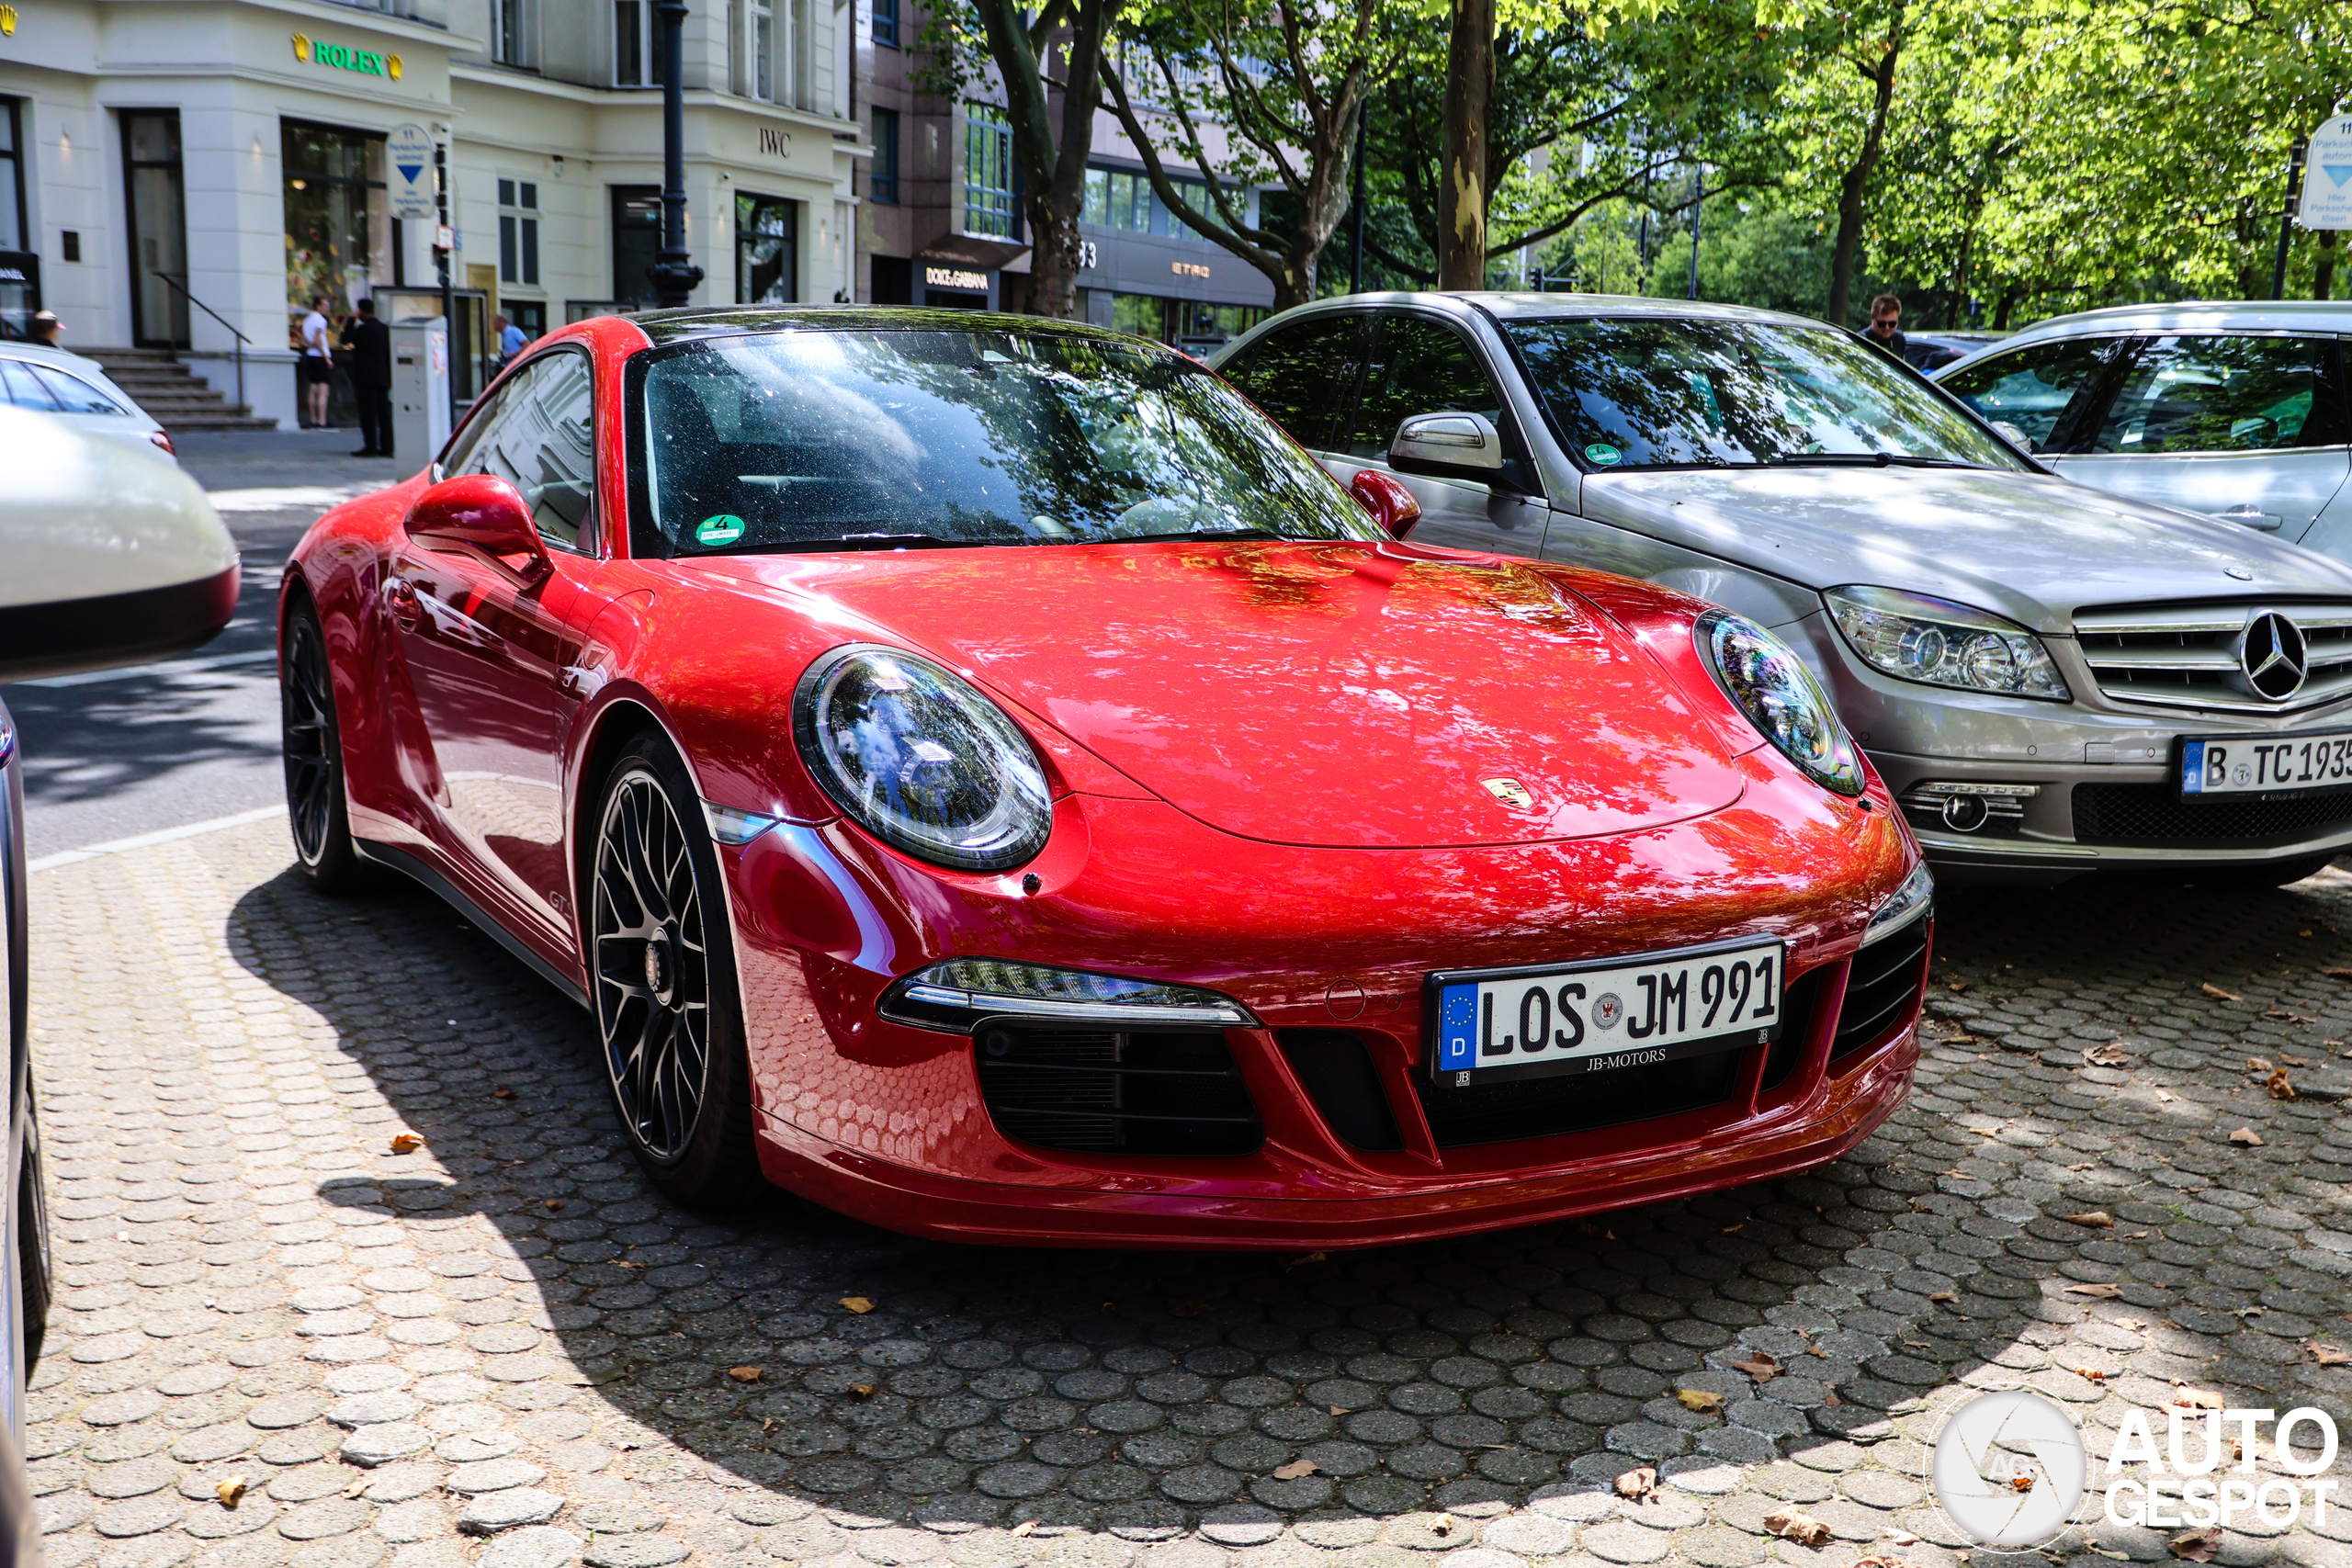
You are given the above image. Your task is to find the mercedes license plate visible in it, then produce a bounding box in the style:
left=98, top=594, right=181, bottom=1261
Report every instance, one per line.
left=1428, top=938, right=1783, bottom=1087
left=2179, top=731, right=2352, bottom=801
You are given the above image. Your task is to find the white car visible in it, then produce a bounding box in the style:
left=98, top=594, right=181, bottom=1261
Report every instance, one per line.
left=0, top=342, right=175, bottom=458
left=1937, top=300, right=2351, bottom=556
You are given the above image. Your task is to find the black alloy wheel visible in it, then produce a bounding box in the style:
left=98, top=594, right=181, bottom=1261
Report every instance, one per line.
left=280, top=603, right=368, bottom=892
left=588, top=738, right=759, bottom=1201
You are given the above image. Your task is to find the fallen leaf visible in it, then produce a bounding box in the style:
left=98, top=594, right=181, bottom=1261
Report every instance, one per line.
left=1329, top=1406, right=1345, bottom=1416
left=2063, top=1211, right=2116, bottom=1229
left=2064, top=1282, right=2122, bottom=1297
left=2074, top=1366, right=2107, bottom=1382
left=727, top=1366, right=764, bottom=1382
left=2312, top=1343, right=2352, bottom=1367
left=1823, top=1393, right=1842, bottom=1405
left=2268, top=1070, right=2296, bottom=1100
left=2084, top=1043, right=2129, bottom=1066
left=1674, top=1388, right=1725, bottom=1414
left=544, top=1199, right=565, bottom=1211
left=1730, top=1353, right=1781, bottom=1383
left=1807, top=1345, right=1829, bottom=1357
left=2171, top=1388, right=2224, bottom=1410
left=2118, top=1317, right=2146, bottom=1330
left=840, top=1296, right=876, bottom=1314
left=389, top=1134, right=423, bottom=1155
left=1722, top=1224, right=1745, bottom=1234
left=2010, top=1474, right=2036, bottom=1494
left=1762, top=1509, right=1832, bottom=1548
left=2067, top=1162, right=2095, bottom=1171
left=2229, top=1127, right=2265, bottom=1145
left=1615, top=1466, right=1657, bottom=1502
left=217, top=1477, right=249, bottom=1509
left=2281, top=1055, right=2310, bottom=1066
left=1885, top=1533, right=1920, bottom=1548
left=615, top=1259, right=645, bottom=1270
left=1903, top=1339, right=1931, bottom=1349
left=2248, top=1056, right=2276, bottom=1072
left=492, top=1088, right=514, bottom=1100
left=1166, top=1300, right=1213, bottom=1318
left=1853, top=1557, right=1917, bottom=1568
left=1430, top=1515, right=1455, bottom=1538
left=2170, top=1529, right=2222, bottom=1562
left=1011, top=1522, right=1038, bottom=1540
left=846, top=1383, right=876, bottom=1399
left=1947, top=981, right=1970, bottom=992
left=2202, top=983, right=2242, bottom=1001
left=1272, top=1459, right=1319, bottom=1480
left=1285, top=1251, right=1329, bottom=1271
left=1929, top=1292, right=1958, bottom=1303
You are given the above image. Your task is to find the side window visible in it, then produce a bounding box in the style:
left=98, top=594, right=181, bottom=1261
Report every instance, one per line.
left=0, top=357, right=62, bottom=411
left=1220, top=315, right=1365, bottom=451
left=1938, top=338, right=2117, bottom=453
left=32, top=367, right=128, bottom=416
left=1348, top=315, right=1507, bottom=461
left=2087, top=335, right=2348, bottom=455
left=450, top=353, right=598, bottom=552
left=439, top=366, right=534, bottom=479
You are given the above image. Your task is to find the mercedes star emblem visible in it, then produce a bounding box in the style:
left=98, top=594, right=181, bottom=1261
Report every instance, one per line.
left=2237, top=610, right=2309, bottom=701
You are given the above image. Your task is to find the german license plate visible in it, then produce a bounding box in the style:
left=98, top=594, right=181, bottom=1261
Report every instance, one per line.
left=1428, top=938, right=1784, bottom=1087
left=2179, top=731, right=2352, bottom=801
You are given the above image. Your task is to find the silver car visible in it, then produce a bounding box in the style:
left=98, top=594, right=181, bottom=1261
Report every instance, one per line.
left=1210, top=292, right=2352, bottom=885
left=1935, top=300, right=2351, bottom=553
left=0, top=341, right=175, bottom=458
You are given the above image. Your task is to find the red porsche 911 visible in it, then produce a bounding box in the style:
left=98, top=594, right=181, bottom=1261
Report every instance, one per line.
left=278, top=308, right=1931, bottom=1249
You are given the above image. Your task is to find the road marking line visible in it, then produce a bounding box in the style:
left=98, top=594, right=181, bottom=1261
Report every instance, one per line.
left=11, top=647, right=278, bottom=690
left=30, top=803, right=287, bottom=873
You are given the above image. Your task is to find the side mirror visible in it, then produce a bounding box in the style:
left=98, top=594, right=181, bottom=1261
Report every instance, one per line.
left=0, top=406, right=238, bottom=682
left=1351, top=469, right=1422, bottom=539
left=406, top=473, right=548, bottom=577
left=1989, top=420, right=2036, bottom=454
left=1389, top=411, right=1506, bottom=482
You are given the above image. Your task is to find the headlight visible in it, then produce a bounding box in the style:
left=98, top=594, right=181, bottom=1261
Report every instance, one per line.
left=880, top=957, right=1257, bottom=1032
left=1826, top=585, right=2070, bottom=701
left=793, top=644, right=1052, bottom=872
left=1697, top=612, right=1866, bottom=796
left=1861, top=863, right=1933, bottom=946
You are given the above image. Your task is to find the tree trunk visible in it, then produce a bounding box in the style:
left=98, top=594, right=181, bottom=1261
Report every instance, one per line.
left=2318, top=229, right=2340, bottom=301
left=977, top=0, right=1121, bottom=319
left=1438, top=0, right=1496, bottom=291
left=1825, top=0, right=1903, bottom=329
left=1991, top=286, right=2021, bottom=331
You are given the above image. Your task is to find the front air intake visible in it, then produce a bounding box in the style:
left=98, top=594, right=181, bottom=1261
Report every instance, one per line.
left=973, top=1026, right=1262, bottom=1156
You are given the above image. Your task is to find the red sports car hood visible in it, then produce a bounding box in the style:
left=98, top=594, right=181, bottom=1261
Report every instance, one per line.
left=700, top=540, right=1747, bottom=850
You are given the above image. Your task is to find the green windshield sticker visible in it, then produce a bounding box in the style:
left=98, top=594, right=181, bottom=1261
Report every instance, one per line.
left=1584, top=443, right=1623, bottom=467
left=695, top=513, right=747, bottom=547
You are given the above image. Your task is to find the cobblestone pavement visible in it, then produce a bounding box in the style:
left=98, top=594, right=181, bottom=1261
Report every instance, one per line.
left=23, top=821, right=2352, bottom=1568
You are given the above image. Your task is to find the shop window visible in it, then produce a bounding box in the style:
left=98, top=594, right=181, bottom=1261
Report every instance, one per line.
left=964, top=106, right=1017, bottom=239
left=0, top=98, right=22, bottom=253
left=611, top=186, right=661, bottom=306
left=282, top=121, right=390, bottom=344
left=126, top=111, right=188, bottom=348
left=871, top=254, right=911, bottom=304
left=615, top=0, right=666, bottom=86
left=499, top=179, right=540, bottom=288
left=871, top=108, right=899, bottom=206
left=872, top=0, right=899, bottom=46
left=736, top=193, right=796, bottom=304
left=492, top=0, right=537, bottom=68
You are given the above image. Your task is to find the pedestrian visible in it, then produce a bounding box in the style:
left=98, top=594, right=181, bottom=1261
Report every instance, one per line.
left=28, top=310, right=62, bottom=348
left=1859, top=293, right=1915, bottom=364
left=298, top=295, right=336, bottom=430
left=341, top=297, right=394, bottom=459
left=492, top=312, right=526, bottom=369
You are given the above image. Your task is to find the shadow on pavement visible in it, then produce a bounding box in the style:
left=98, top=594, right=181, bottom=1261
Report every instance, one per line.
left=224, top=865, right=2352, bottom=1552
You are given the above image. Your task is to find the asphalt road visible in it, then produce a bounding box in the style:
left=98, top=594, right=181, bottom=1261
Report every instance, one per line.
left=2, top=430, right=405, bottom=863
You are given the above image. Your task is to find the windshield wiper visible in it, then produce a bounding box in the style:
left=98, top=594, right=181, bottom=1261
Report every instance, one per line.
left=1114, top=527, right=1285, bottom=544
left=747, top=532, right=991, bottom=554
left=1770, top=452, right=1984, bottom=470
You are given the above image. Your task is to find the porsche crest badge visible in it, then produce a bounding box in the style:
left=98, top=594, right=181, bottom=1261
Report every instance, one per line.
left=1482, top=778, right=1533, bottom=808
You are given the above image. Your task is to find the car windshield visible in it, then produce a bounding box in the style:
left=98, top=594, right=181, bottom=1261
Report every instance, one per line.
left=637, top=328, right=1382, bottom=555
left=1502, top=317, right=2024, bottom=471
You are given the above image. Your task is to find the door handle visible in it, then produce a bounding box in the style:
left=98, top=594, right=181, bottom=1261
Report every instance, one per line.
left=2211, top=505, right=2283, bottom=532
left=385, top=576, right=423, bottom=630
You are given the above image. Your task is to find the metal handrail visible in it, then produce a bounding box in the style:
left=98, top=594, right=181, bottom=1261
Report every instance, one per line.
left=153, top=272, right=249, bottom=415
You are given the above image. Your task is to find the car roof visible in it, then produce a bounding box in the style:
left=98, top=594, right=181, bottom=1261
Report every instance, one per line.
left=1999, top=299, right=2352, bottom=340
left=623, top=305, right=1152, bottom=348
left=1260, top=290, right=1841, bottom=334
left=0, top=341, right=115, bottom=376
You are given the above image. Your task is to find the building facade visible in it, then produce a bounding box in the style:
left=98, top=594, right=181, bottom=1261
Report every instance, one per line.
left=0, top=0, right=862, bottom=427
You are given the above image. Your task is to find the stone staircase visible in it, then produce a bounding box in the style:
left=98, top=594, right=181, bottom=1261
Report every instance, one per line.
left=80, top=346, right=275, bottom=433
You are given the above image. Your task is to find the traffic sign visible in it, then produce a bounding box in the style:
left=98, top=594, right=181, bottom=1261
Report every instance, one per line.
left=2298, top=114, right=2352, bottom=231
left=388, top=122, right=437, bottom=220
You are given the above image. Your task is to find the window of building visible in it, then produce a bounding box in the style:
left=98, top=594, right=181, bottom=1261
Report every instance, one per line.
left=871, top=107, right=899, bottom=205
left=615, top=0, right=665, bottom=86
left=492, top=0, right=537, bottom=67
left=0, top=98, right=23, bottom=253
left=1081, top=165, right=1220, bottom=238
left=611, top=185, right=661, bottom=306
left=282, top=122, right=389, bottom=338
left=736, top=193, right=796, bottom=303
left=965, top=106, right=1017, bottom=239
left=731, top=0, right=776, bottom=98
left=872, top=0, right=899, bottom=46
left=498, top=179, right=540, bottom=288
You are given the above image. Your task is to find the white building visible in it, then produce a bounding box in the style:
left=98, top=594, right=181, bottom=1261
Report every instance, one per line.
left=0, top=0, right=862, bottom=427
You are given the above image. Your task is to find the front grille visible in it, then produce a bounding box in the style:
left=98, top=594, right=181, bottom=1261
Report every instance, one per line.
left=1834, top=916, right=1929, bottom=1060
left=2073, top=602, right=2352, bottom=714
left=1277, top=1031, right=1403, bottom=1151
left=974, top=1026, right=1261, bottom=1156
left=2072, top=782, right=2352, bottom=848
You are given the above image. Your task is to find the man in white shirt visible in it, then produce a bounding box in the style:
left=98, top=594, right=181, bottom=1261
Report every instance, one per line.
left=299, top=296, right=334, bottom=430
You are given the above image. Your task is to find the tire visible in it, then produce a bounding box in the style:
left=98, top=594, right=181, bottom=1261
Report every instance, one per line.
left=280, top=601, right=371, bottom=894
left=18, top=1103, right=49, bottom=1371
left=586, top=735, right=762, bottom=1206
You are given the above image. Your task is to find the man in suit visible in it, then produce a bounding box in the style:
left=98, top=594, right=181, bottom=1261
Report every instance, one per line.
left=342, top=298, right=395, bottom=458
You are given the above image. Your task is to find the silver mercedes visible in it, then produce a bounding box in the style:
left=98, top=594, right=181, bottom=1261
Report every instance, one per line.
left=1209, top=292, right=2352, bottom=885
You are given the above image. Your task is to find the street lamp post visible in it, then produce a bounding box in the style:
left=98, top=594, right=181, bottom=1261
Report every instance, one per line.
left=648, top=0, right=705, bottom=308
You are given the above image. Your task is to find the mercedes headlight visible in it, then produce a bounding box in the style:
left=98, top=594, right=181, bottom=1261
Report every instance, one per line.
left=1826, top=586, right=2070, bottom=701
left=1697, top=612, right=1865, bottom=797
left=793, top=644, right=1052, bottom=872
